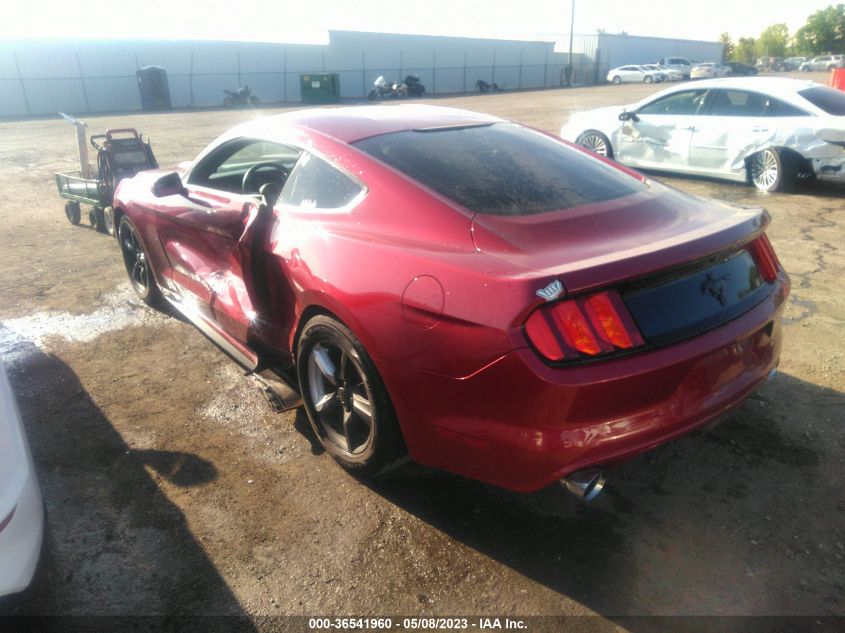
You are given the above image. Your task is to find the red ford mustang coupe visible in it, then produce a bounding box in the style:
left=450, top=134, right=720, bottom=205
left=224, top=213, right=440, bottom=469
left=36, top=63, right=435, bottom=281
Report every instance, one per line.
left=113, top=105, right=788, bottom=499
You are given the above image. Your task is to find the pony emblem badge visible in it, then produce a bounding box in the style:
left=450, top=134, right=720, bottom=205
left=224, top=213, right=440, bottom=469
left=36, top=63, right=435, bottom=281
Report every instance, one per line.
left=536, top=279, right=564, bottom=301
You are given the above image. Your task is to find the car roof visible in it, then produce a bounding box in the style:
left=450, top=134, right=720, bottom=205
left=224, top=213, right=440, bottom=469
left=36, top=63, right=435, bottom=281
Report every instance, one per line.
left=636, top=76, right=827, bottom=115
left=230, top=104, right=504, bottom=144
left=675, top=76, right=818, bottom=94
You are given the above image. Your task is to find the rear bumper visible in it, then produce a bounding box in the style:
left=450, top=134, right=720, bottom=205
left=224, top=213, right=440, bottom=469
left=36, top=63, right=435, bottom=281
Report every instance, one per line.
left=385, top=278, right=786, bottom=493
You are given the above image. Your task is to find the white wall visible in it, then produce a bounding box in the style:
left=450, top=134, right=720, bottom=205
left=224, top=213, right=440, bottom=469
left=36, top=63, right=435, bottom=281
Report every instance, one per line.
left=597, top=34, right=725, bottom=68
left=0, top=31, right=718, bottom=117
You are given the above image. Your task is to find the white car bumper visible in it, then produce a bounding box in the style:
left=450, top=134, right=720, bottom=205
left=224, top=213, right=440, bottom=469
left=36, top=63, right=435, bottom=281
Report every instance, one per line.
left=0, top=469, right=43, bottom=597
left=0, top=362, right=44, bottom=598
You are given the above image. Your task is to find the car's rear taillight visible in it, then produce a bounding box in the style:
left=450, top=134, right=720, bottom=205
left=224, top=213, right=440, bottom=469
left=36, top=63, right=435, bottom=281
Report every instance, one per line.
left=524, top=290, right=645, bottom=362
left=747, top=234, right=781, bottom=283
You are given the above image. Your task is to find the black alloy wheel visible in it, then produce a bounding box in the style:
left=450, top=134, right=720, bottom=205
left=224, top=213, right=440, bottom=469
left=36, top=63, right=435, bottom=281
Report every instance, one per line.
left=297, top=315, right=407, bottom=477
left=118, top=216, right=161, bottom=305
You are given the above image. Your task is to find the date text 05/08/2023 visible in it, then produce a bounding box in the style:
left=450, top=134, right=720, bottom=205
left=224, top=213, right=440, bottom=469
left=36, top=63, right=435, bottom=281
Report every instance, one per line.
left=307, top=617, right=528, bottom=630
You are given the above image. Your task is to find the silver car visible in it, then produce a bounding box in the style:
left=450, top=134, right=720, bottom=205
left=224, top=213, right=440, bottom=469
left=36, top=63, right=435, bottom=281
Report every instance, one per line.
left=561, top=77, right=845, bottom=192
left=800, top=55, right=845, bottom=71
left=607, top=65, right=664, bottom=84
left=690, top=63, right=730, bottom=79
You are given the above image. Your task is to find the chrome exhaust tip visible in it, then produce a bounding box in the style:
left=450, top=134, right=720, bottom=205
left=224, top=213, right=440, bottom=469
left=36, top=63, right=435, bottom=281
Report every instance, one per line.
left=561, top=467, right=606, bottom=502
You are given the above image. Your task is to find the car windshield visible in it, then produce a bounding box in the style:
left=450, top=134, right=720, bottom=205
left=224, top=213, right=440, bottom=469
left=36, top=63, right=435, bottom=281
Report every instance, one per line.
left=798, top=86, right=845, bottom=115
left=353, top=123, right=646, bottom=216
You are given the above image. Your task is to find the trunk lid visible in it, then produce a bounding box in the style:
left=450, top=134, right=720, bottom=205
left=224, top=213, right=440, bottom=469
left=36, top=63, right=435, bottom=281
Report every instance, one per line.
left=470, top=184, right=769, bottom=295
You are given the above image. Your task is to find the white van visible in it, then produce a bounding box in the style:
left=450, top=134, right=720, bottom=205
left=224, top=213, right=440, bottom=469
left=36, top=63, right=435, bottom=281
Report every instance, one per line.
left=657, top=57, right=693, bottom=79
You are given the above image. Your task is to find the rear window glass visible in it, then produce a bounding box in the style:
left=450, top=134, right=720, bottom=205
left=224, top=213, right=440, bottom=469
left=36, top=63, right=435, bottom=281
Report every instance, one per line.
left=353, top=123, right=645, bottom=216
left=799, top=86, right=845, bottom=115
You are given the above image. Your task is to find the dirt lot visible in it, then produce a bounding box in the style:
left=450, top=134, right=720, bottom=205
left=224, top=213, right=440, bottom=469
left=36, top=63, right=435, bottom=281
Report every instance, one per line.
left=0, top=74, right=843, bottom=630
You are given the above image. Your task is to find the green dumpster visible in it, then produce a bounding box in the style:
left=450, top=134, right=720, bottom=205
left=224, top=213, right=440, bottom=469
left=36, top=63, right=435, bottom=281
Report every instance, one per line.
left=300, top=73, right=341, bottom=103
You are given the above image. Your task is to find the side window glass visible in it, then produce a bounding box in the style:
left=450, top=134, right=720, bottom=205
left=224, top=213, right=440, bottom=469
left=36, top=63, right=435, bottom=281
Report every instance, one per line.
left=189, top=139, right=300, bottom=193
left=279, top=153, right=364, bottom=210
left=638, top=90, right=707, bottom=116
left=707, top=90, right=768, bottom=117
left=765, top=97, right=809, bottom=117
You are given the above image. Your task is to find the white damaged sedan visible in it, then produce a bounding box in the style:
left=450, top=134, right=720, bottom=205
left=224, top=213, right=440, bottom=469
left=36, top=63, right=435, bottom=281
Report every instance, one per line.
left=0, top=359, right=43, bottom=599
left=561, top=77, right=845, bottom=192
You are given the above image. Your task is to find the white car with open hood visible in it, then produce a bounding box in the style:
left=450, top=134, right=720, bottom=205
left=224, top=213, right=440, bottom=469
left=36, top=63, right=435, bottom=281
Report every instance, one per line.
left=0, top=358, right=44, bottom=599
left=561, top=77, right=845, bottom=192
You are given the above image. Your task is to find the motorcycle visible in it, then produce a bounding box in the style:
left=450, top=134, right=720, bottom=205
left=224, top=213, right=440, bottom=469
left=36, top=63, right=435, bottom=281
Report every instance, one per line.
left=475, top=79, right=501, bottom=93
left=403, top=75, right=426, bottom=97
left=368, top=76, right=404, bottom=100
left=223, top=85, right=260, bottom=107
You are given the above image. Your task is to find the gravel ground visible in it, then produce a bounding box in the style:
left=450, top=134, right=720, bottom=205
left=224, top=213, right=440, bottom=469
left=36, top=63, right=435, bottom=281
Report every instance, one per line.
left=0, top=73, right=843, bottom=631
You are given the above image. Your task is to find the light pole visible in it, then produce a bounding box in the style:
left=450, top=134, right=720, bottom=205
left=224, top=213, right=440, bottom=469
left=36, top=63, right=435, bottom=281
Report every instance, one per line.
left=565, top=0, right=575, bottom=86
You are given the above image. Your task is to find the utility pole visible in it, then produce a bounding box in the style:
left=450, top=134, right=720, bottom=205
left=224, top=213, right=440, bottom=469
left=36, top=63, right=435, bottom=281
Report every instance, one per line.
left=565, top=0, right=575, bottom=87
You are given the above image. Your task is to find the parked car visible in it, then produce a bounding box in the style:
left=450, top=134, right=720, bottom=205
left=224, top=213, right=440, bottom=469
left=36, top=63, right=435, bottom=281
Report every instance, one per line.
left=776, top=57, right=806, bottom=71
left=725, top=62, right=759, bottom=76
left=691, top=62, right=730, bottom=79
left=652, top=64, right=684, bottom=81
left=800, top=55, right=845, bottom=72
left=641, top=64, right=670, bottom=82
left=756, top=57, right=782, bottom=71
left=0, top=358, right=44, bottom=598
left=657, top=56, right=693, bottom=79
left=111, top=104, right=789, bottom=499
left=607, top=65, right=663, bottom=84
left=561, top=77, right=845, bottom=192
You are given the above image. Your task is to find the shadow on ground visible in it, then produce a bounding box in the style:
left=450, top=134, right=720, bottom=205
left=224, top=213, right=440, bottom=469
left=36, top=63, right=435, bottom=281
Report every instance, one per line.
left=342, top=372, right=845, bottom=624
left=0, top=339, right=257, bottom=632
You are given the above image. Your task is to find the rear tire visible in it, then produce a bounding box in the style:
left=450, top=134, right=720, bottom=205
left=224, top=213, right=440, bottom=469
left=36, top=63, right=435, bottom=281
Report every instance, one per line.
left=103, top=206, right=116, bottom=237
left=297, top=315, right=407, bottom=477
left=576, top=130, right=614, bottom=159
left=64, top=201, right=81, bottom=225
left=89, top=206, right=106, bottom=232
left=644, top=75, right=653, bottom=83
left=748, top=147, right=796, bottom=193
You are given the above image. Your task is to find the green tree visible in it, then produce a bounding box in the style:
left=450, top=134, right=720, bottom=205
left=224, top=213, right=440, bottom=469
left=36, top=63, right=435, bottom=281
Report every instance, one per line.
left=794, top=4, right=845, bottom=54
left=756, top=23, right=789, bottom=58
left=719, top=32, right=734, bottom=61
left=734, top=37, right=757, bottom=64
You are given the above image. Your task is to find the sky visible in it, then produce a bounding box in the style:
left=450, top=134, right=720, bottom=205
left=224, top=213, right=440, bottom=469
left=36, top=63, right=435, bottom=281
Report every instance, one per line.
left=0, top=0, right=835, bottom=45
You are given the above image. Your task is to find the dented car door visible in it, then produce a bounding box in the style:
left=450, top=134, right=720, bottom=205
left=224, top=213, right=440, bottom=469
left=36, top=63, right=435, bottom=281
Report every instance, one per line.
left=617, top=89, right=708, bottom=170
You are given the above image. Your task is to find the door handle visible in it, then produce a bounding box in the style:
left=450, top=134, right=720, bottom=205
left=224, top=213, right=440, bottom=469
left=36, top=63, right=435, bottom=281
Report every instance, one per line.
left=752, top=127, right=769, bottom=132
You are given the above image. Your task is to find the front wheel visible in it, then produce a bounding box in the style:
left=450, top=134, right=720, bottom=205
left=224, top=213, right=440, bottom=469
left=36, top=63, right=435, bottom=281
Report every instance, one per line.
left=575, top=130, right=613, bottom=159
left=611, top=76, right=622, bottom=84
left=119, top=216, right=162, bottom=305
left=748, top=148, right=796, bottom=193
left=297, top=315, right=407, bottom=477
left=367, top=90, right=377, bottom=100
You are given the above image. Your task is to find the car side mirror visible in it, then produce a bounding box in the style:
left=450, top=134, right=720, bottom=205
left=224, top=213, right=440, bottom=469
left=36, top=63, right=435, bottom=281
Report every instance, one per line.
left=152, top=172, right=186, bottom=198
left=619, top=111, right=640, bottom=122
